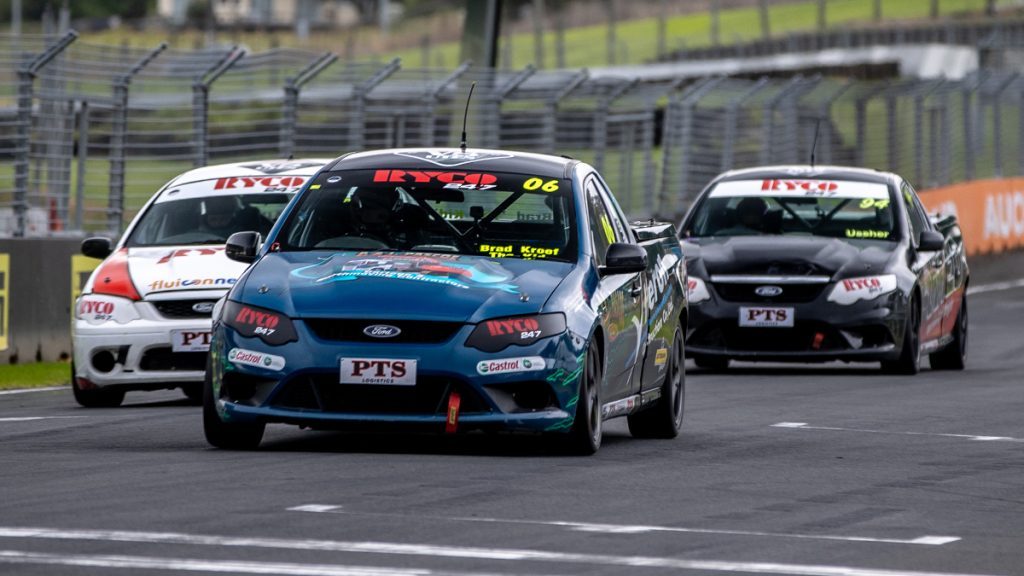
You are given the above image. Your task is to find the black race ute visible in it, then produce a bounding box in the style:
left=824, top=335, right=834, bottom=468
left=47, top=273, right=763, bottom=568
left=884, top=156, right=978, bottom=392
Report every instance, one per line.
left=678, top=166, right=968, bottom=374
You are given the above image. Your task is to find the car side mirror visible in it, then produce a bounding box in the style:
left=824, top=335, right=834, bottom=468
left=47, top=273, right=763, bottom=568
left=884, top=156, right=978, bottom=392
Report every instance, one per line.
left=600, top=243, right=647, bottom=276
left=918, top=230, right=944, bottom=252
left=225, top=231, right=261, bottom=264
left=81, top=237, right=113, bottom=260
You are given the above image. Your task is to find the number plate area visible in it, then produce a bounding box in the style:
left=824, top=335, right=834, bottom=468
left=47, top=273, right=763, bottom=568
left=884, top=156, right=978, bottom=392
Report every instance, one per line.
left=738, top=307, right=794, bottom=328
left=171, top=329, right=212, bottom=352
left=339, top=358, right=417, bottom=386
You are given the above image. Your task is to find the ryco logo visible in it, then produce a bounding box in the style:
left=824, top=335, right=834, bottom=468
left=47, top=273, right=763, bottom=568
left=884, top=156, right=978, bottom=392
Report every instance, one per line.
left=761, top=179, right=838, bottom=192
left=372, top=170, right=497, bottom=185
left=485, top=317, right=539, bottom=337
left=214, top=176, right=306, bottom=189
left=234, top=306, right=279, bottom=328
left=79, top=300, right=114, bottom=315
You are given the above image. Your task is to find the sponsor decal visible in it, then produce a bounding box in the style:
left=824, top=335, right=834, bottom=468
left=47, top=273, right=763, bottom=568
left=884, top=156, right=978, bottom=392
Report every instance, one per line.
left=291, top=253, right=520, bottom=294
left=601, top=396, right=638, bottom=418
left=223, top=301, right=298, bottom=345
left=157, top=247, right=222, bottom=265
left=754, top=285, right=783, bottom=297
left=654, top=348, right=668, bottom=366
left=739, top=306, right=794, bottom=328
left=76, top=295, right=139, bottom=325
left=239, top=161, right=322, bottom=174
left=228, top=347, right=286, bottom=370
left=476, top=356, right=546, bottom=375
left=827, top=274, right=897, bottom=305
left=340, top=358, right=417, bottom=385
left=466, top=313, right=567, bottom=353
left=214, top=176, right=306, bottom=192
left=372, top=170, right=498, bottom=187
left=172, top=329, right=211, bottom=352
left=845, top=229, right=890, bottom=239
left=234, top=306, right=279, bottom=335
left=478, top=244, right=560, bottom=259
left=148, top=277, right=236, bottom=291
left=363, top=324, right=401, bottom=338
left=485, top=317, right=542, bottom=339
left=762, top=179, right=839, bottom=193
left=711, top=179, right=889, bottom=200
left=393, top=149, right=514, bottom=167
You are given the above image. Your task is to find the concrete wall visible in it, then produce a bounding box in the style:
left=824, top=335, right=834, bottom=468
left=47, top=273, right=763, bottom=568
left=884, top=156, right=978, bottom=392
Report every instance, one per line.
left=0, top=238, right=98, bottom=364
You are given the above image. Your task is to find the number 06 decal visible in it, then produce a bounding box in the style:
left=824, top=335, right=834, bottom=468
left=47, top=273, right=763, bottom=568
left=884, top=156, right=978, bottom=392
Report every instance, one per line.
left=523, top=177, right=559, bottom=192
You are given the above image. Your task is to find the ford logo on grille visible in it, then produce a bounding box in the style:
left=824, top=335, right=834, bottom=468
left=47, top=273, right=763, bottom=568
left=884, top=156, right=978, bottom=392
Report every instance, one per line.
left=192, top=302, right=215, bottom=314
left=754, top=285, right=783, bottom=297
left=364, top=324, right=401, bottom=338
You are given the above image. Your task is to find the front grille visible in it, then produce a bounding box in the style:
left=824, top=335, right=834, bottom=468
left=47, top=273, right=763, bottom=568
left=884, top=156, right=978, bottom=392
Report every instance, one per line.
left=304, top=319, right=464, bottom=344
left=712, top=282, right=825, bottom=303
left=152, top=300, right=217, bottom=319
left=270, top=374, right=491, bottom=415
left=139, top=347, right=207, bottom=371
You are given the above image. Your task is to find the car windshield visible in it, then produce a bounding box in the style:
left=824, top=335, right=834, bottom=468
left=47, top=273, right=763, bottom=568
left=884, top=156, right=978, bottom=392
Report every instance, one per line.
left=126, top=181, right=296, bottom=247
left=276, top=169, right=577, bottom=263
left=684, top=178, right=897, bottom=242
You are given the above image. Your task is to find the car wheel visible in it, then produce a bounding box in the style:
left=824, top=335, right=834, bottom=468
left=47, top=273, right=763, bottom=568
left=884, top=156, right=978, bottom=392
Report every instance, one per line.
left=628, top=328, right=685, bottom=439
left=181, top=383, right=203, bottom=405
left=929, top=293, right=967, bottom=371
left=202, top=358, right=264, bottom=450
left=693, top=354, right=729, bottom=371
left=882, top=295, right=921, bottom=375
left=70, top=361, right=125, bottom=408
left=566, top=340, right=602, bottom=455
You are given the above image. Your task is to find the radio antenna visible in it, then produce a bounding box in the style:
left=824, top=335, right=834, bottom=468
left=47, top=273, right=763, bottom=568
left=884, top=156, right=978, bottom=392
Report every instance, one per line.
left=460, top=81, right=476, bottom=153
left=810, top=118, right=821, bottom=169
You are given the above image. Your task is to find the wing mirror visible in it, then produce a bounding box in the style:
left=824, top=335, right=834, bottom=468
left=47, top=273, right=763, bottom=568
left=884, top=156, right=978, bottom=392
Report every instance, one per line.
left=599, top=243, right=647, bottom=276
left=918, top=230, right=945, bottom=252
left=225, top=231, right=261, bottom=264
left=81, top=237, right=113, bottom=260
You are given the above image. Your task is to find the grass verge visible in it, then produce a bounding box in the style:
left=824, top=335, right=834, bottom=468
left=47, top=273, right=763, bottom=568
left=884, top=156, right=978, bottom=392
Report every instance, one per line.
left=0, top=362, right=70, bottom=390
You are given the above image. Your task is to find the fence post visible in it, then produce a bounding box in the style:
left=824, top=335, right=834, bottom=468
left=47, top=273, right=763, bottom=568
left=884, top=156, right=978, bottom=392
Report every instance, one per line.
left=108, top=42, right=167, bottom=233
left=74, top=100, right=88, bottom=231
left=721, top=78, right=769, bottom=171
left=422, top=61, right=473, bottom=147
left=992, top=74, right=1017, bottom=178
left=279, top=51, right=337, bottom=158
left=543, top=69, right=587, bottom=154
left=484, top=64, right=536, bottom=150
left=672, top=76, right=725, bottom=216
left=760, top=76, right=805, bottom=165
left=855, top=82, right=887, bottom=166
left=348, top=58, right=401, bottom=152
left=886, top=88, right=899, bottom=173
left=912, top=81, right=943, bottom=187
left=961, top=75, right=985, bottom=181
left=12, top=30, right=77, bottom=238
left=592, top=78, right=637, bottom=172
left=817, top=81, right=853, bottom=166
left=192, top=46, right=245, bottom=168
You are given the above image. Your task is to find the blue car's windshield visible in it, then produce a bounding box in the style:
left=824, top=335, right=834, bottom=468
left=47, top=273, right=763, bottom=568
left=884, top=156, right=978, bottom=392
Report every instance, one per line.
left=276, top=169, right=577, bottom=263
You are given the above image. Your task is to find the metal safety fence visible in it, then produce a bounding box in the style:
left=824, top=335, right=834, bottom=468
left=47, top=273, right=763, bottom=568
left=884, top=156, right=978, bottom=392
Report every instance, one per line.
left=2, top=31, right=1024, bottom=237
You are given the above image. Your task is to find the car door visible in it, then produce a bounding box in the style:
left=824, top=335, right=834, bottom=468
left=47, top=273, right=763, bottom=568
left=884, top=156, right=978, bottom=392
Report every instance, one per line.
left=902, top=181, right=946, bottom=344
left=584, top=175, right=643, bottom=401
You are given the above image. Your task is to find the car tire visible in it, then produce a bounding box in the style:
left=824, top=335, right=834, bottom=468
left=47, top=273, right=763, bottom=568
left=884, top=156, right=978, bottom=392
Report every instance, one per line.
left=628, top=328, right=685, bottom=439
left=929, top=293, right=967, bottom=371
left=693, top=354, right=729, bottom=371
left=565, top=340, right=602, bottom=455
left=202, top=358, right=264, bottom=450
left=882, top=295, right=921, bottom=375
left=181, top=383, right=203, bottom=405
left=71, top=362, right=125, bottom=408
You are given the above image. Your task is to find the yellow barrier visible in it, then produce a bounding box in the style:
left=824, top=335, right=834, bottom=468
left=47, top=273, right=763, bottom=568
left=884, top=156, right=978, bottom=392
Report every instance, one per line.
left=0, top=253, right=8, bottom=351
left=70, top=254, right=101, bottom=316
left=920, top=178, right=1024, bottom=256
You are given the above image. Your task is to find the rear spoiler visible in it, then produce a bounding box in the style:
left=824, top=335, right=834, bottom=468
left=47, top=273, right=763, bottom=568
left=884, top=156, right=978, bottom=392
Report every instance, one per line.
left=631, top=220, right=677, bottom=242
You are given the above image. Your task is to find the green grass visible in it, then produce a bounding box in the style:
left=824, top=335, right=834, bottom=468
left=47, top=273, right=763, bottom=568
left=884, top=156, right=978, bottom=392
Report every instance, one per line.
left=0, top=362, right=70, bottom=390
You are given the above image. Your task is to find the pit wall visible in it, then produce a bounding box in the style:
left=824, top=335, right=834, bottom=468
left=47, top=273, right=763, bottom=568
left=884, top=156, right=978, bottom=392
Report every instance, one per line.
left=919, top=178, right=1024, bottom=256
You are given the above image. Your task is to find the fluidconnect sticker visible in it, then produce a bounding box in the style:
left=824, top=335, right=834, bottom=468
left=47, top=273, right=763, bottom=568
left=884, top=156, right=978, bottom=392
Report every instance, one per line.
left=228, top=347, right=286, bottom=371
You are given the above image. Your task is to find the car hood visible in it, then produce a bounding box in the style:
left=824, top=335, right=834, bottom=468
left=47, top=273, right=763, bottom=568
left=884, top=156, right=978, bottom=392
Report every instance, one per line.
left=682, top=236, right=896, bottom=279
left=127, top=246, right=248, bottom=297
left=238, top=251, right=573, bottom=323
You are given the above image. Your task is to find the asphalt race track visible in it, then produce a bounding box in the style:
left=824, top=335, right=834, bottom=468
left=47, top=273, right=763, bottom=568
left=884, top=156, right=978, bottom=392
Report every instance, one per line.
left=1, top=283, right=1023, bottom=576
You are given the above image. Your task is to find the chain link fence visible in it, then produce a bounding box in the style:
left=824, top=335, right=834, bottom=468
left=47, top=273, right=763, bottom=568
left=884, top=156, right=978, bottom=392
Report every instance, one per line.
left=2, top=31, right=1023, bottom=237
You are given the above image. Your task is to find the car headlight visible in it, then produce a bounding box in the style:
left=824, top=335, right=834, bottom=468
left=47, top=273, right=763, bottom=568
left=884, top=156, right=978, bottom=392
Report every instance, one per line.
left=222, top=300, right=298, bottom=345
left=827, top=274, right=897, bottom=305
left=465, top=313, right=566, bottom=353
left=687, top=277, right=711, bottom=304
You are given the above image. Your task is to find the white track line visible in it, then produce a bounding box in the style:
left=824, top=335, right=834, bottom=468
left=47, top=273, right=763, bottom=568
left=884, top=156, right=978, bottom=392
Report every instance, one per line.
left=772, top=422, right=1024, bottom=443
left=286, top=505, right=958, bottom=546
left=966, top=278, right=1024, bottom=295
left=0, top=550, right=536, bottom=576
left=0, top=386, right=66, bottom=396
left=0, top=416, right=84, bottom=423
left=0, top=527, right=992, bottom=576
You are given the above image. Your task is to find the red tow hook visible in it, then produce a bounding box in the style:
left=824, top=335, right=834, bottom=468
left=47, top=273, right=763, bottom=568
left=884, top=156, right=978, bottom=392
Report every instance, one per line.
left=812, top=332, right=825, bottom=350
left=445, top=391, right=461, bottom=434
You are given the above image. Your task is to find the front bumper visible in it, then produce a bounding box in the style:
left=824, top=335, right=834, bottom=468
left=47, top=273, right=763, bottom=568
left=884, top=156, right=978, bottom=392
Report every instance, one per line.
left=211, top=319, right=588, bottom=434
left=686, top=285, right=906, bottom=363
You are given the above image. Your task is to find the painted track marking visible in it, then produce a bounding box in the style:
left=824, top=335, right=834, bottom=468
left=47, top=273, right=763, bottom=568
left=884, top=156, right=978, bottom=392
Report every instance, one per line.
left=0, top=550, right=541, bottom=576
left=966, top=278, right=1024, bottom=296
left=286, top=505, right=958, bottom=546
left=0, top=386, right=67, bottom=396
left=772, top=422, right=1024, bottom=443
left=0, top=416, right=84, bottom=423
left=0, top=527, right=991, bottom=576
